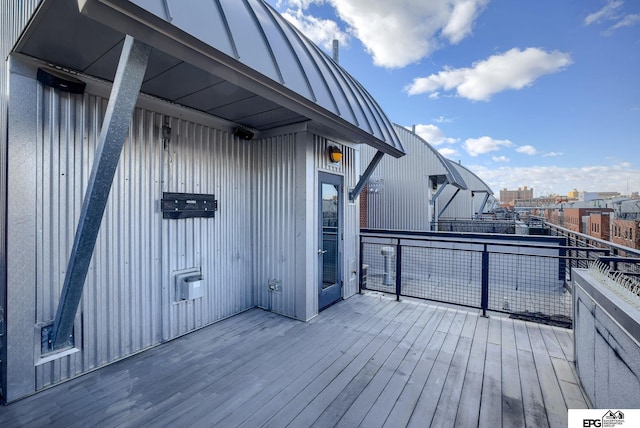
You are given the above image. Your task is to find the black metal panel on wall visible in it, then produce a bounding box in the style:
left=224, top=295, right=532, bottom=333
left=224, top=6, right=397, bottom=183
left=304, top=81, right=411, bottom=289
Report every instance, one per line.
left=161, top=192, right=218, bottom=219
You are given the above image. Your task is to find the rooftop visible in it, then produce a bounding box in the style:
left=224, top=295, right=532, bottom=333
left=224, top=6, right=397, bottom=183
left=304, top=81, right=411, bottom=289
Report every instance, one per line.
left=0, top=293, right=588, bottom=427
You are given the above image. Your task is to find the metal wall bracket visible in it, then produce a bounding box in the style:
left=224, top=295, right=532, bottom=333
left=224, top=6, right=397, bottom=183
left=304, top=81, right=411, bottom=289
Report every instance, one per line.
left=161, top=192, right=218, bottom=219
left=349, top=150, right=384, bottom=201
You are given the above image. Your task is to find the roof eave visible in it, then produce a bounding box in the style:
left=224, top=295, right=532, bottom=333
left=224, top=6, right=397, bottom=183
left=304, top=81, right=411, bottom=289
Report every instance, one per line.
left=78, top=0, right=405, bottom=158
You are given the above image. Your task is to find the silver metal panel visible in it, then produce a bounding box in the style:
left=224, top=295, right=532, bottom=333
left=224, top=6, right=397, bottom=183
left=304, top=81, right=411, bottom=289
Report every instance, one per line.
left=252, top=133, right=299, bottom=318
left=161, top=119, right=254, bottom=340
left=5, top=59, right=40, bottom=402
left=361, top=126, right=455, bottom=231
left=33, top=88, right=165, bottom=389
left=360, top=124, right=493, bottom=230
left=1, top=0, right=47, bottom=401
left=26, top=73, right=254, bottom=392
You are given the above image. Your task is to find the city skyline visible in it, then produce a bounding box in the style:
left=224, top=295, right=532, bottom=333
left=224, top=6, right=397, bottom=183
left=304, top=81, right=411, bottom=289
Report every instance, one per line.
left=268, top=0, right=640, bottom=197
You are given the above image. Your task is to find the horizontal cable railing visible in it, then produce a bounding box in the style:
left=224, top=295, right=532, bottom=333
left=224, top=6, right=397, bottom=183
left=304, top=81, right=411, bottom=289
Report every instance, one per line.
left=359, top=230, right=617, bottom=328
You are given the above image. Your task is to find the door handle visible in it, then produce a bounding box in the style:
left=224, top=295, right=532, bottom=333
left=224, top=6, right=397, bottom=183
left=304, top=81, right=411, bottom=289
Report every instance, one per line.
left=318, top=249, right=328, bottom=255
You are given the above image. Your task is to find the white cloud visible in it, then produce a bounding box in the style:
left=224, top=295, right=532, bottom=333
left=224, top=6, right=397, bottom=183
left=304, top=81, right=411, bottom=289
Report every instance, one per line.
left=584, top=0, right=623, bottom=26
left=412, top=124, right=458, bottom=146
left=584, top=1, right=640, bottom=34
left=542, top=151, right=563, bottom=158
left=464, top=136, right=513, bottom=156
left=468, top=163, right=640, bottom=196
left=280, top=8, right=350, bottom=51
left=274, top=0, right=488, bottom=68
left=439, top=147, right=461, bottom=158
left=516, top=145, right=538, bottom=155
left=405, top=48, right=572, bottom=101
left=442, top=0, right=487, bottom=44
left=433, top=115, right=454, bottom=124
left=608, top=13, right=640, bottom=31
left=492, top=156, right=510, bottom=163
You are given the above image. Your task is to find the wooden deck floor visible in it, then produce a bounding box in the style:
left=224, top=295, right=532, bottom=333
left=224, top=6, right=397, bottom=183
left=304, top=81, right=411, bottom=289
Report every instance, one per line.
left=0, top=293, right=589, bottom=427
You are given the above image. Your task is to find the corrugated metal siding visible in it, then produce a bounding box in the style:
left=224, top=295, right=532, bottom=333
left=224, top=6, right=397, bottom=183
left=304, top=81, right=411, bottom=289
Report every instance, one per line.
left=35, top=90, right=165, bottom=387
left=251, top=133, right=360, bottom=317
left=361, top=125, right=488, bottom=230
left=252, top=133, right=298, bottom=317
left=1, top=0, right=42, bottom=397
left=162, top=118, right=254, bottom=340
left=440, top=186, right=473, bottom=218
left=34, top=86, right=255, bottom=389
left=361, top=139, right=435, bottom=231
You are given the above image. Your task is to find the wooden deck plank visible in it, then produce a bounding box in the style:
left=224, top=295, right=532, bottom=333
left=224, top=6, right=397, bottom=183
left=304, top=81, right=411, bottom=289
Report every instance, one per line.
left=0, top=294, right=588, bottom=428
left=478, top=342, right=502, bottom=428
left=151, top=298, right=389, bottom=427
left=518, top=348, right=550, bottom=428
left=539, top=324, right=566, bottom=359
left=487, top=315, right=502, bottom=345
left=305, top=304, right=424, bottom=428
left=453, top=315, right=489, bottom=427
left=553, top=327, right=575, bottom=362
left=514, top=319, right=533, bottom=352
left=381, top=309, right=458, bottom=428
left=243, top=299, right=408, bottom=428
left=214, top=298, right=395, bottom=428
left=501, top=318, right=526, bottom=428
left=334, top=305, right=435, bottom=428
left=527, top=322, right=569, bottom=428
left=429, top=334, right=474, bottom=427
left=407, top=311, right=470, bottom=427
left=551, top=357, right=590, bottom=410
left=460, top=311, right=479, bottom=339
left=355, top=306, right=446, bottom=428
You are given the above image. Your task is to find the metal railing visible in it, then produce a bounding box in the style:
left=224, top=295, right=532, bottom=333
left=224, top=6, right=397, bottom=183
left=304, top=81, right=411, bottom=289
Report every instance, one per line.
left=359, top=230, right=611, bottom=328
left=542, top=220, right=640, bottom=278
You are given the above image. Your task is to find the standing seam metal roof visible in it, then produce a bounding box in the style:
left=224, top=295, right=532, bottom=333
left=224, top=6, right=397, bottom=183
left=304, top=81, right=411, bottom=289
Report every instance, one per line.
left=70, top=0, right=405, bottom=156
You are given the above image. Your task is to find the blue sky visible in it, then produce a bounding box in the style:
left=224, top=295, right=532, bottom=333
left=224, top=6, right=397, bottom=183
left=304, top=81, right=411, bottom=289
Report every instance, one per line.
left=268, top=0, right=640, bottom=197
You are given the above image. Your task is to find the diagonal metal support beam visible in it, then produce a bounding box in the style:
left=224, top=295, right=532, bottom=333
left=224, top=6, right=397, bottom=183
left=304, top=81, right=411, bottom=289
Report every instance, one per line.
left=439, top=187, right=460, bottom=218
left=49, top=36, right=151, bottom=351
left=475, top=192, right=490, bottom=219
left=349, top=150, right=384, bottom=202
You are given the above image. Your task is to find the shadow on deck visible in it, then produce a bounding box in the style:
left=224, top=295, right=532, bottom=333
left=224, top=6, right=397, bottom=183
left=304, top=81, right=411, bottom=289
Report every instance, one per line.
left=0, top=293, right=589, bottom=427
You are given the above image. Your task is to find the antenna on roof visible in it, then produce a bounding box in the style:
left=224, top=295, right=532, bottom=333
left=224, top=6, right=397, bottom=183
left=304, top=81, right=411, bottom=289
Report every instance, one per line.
left=332, top=39, right=339, bottom=63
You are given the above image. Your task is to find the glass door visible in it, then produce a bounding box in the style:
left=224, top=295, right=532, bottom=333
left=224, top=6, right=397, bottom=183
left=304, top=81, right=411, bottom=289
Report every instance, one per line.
left=318, top=173, right=343, bottom=311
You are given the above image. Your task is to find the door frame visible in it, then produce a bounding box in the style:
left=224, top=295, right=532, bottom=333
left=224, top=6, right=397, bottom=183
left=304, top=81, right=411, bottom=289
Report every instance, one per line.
left=318, top=172, right=343, bottom=311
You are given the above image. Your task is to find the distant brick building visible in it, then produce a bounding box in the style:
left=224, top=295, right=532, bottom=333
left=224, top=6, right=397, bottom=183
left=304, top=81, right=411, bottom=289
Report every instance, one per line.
left=586, top=212, right=611, bottom=241
left=612, top=218, right=640, bottom=250
left=500, top=186, right=533, bottom=204
left=562, top=207, right=614, bottom=235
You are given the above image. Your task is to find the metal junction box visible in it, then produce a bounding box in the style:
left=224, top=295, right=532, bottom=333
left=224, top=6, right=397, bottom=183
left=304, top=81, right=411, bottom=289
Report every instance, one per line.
left=174, top=269, right=204, bottom=301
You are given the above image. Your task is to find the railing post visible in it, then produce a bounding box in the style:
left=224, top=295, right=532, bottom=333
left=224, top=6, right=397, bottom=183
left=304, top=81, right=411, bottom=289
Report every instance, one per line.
left=481, top=244, right=489, bottom=317
left=395, top=239, right=402, bottom=301
left=358, top=237, right=364, bottom=294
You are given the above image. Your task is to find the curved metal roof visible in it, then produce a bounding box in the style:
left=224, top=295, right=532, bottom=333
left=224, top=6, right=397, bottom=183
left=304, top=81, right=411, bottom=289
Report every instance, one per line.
left=17, top=0, right=404, bottom=157
left=393, top=125, right=467, bottom=189
left=446, top=161, right=493, bottom=195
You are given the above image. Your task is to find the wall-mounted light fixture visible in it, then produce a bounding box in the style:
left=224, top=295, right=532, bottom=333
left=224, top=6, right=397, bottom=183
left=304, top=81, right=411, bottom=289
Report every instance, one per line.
left=328, top=146, right=343, bottom=163
left=233, top=127, right=254, bottom=140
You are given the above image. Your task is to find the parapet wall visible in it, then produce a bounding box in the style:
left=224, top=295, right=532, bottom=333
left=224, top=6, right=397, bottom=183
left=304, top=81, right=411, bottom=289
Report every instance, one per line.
left=572, top=268, right=640, bottom=408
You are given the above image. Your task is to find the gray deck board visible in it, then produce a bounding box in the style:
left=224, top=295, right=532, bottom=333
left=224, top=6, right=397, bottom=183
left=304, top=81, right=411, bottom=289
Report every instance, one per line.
left=0, top=294, right=588, bottom=428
